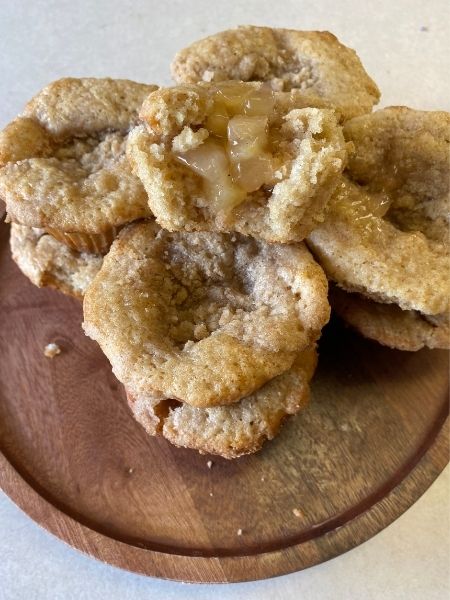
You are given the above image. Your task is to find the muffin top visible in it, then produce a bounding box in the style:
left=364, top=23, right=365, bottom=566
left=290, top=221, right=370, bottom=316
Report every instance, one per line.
left=307, top=108, right=450, bottom=316
left=0, top=78, right=156, bottom=233
left=127, top=81, right=347, bottom=243
left=83, top=221, right=329, bottom=407
left=171, top=26, right=380, bottom=120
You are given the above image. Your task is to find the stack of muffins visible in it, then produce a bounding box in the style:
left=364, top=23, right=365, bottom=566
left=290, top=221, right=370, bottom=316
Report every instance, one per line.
left=1, top=26, right=448, bottom=458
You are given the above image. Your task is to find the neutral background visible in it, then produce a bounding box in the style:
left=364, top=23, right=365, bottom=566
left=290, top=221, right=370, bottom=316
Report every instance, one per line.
left=0, top=0, right=449, bottom=598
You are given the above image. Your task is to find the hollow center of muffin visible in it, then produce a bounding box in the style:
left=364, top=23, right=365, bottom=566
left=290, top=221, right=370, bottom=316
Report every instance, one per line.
left=174, top=83, right=279, bottom=213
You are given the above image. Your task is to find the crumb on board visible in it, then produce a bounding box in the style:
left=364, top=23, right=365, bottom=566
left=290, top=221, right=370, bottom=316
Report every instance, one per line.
left=207, top=460, right=213, bottom=469
left=292, top=508, right=303, bottom=518
left=128, top=468, right=134, bottom=474
left=209, top=492, right=213, bottom=497
left=261, top=476, right=265, bottom=482
left=44, top=343, right=61, bottom=358
left=237, top=528, right=243, bottom=536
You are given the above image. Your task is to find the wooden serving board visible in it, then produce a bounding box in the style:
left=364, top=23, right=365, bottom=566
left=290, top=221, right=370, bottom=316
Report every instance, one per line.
left=0, top=219, right=448, bottom=583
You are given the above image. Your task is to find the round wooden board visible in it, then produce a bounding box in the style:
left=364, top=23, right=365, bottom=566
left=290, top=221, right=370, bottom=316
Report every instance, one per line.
left=0, top=220, right=448, bottom=583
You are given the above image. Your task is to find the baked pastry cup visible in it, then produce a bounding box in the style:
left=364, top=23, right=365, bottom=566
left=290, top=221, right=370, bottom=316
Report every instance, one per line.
left=126, top=346, right=317, bottom=459
left=0, top=78, right=157, bottom=254
left=171, top=26, right=380, bottom=120
left=83, top=221, right=330, bottom=408
left=127, top=81, right=347, bottom=243
left=10, top=224, right=102, bottom=300
left=330, top=286, right=449, bottom=351
left=307, top=107, right=450, bottom=345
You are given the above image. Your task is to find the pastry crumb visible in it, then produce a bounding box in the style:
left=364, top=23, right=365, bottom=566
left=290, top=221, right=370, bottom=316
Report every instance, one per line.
left=172, top=126, right=208, bottom=154
left=202, top=70, right=214, bottom=82
left=261, top=476, right=265, bottom=482
left=44, top=343, right=61, bottom=358
left=209, top=492, right=213, bottom=497
left=206, top=460, right=213, bottom=469
left=292, top=508, right=303, bottom=518
left=237, top=528, right=243, bottom=536
left=128, top=467, right=134, bottom=474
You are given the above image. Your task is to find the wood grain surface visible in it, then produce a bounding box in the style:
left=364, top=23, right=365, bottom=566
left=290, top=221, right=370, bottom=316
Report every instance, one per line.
left=0, top=218, right=448, bottom=583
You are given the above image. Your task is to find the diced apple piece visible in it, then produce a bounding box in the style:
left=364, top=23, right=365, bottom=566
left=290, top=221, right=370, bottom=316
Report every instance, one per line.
left=228, top=115, right=269, bottom=161
left=175, top=138, right=229, bottom=182
left=215, top=82, right=252, bottom=115
left=244, top=87, right=275, bottom=117
left=231, top=156, right=275, bottom=193
left=206, top=179, right=247, bottom=212
left=362, top=193, right=392, bottom=218
left=227, top=115, right=275, bottom=191
left=214, top=82, right=275, bottom=117
left=205, top=100, right=229, bottom=138
left=174, top=138, right=247, bottom=212
left=334, top=183, right=392, bottom=221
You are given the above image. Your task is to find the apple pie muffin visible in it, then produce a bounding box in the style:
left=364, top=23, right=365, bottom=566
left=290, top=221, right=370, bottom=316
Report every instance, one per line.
left=0, top=78, right=156, bottom=254
left=307, top=108, right=450, bottom=349
left=127, top=81, right=347, bottom=242
left=83, top=221, right=329, bottom=407
left=126, top=346, right=317, bottom=459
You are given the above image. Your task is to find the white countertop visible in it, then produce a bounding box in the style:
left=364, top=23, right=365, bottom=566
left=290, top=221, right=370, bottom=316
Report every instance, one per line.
left=0, top=1, right=449, bottom=598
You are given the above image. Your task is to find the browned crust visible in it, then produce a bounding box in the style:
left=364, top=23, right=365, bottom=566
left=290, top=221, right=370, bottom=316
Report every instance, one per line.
left=331, top=286, right=449, bottom=351
left=10, top=224, right=102, bottom=299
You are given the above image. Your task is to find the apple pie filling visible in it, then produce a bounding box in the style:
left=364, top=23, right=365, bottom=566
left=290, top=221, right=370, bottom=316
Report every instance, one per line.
left=173, top=82, right=281, bottom=213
